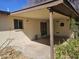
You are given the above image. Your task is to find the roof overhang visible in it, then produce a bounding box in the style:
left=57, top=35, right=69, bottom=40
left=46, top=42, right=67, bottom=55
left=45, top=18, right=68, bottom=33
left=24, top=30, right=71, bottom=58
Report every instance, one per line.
left=0, top=10, right=10, bottom=15
left=11, top=8, right=69, bottom=20
left=52, top=3, right=78, bottom=18
left=11, top=0, right=79, bottom=18
left=11, top=0, right=63, bottom=15
left=64, top=0, right=79, bottom=18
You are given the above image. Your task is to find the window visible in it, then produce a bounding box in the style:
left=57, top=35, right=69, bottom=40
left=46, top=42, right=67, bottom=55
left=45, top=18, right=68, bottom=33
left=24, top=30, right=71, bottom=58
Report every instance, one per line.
left=14, top=19, right=23, bottom=29
left=60, top=23, right=64, bottom=27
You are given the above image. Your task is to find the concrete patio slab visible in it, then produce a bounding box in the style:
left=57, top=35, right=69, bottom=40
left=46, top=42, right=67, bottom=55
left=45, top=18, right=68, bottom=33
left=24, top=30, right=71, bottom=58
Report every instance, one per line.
left=0, top=30, right=50, bottom=59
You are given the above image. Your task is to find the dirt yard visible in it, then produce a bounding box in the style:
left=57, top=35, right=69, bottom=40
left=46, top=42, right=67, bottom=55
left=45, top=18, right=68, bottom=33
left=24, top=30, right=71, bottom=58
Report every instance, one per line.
left=0, top=46, right=29, bottom=59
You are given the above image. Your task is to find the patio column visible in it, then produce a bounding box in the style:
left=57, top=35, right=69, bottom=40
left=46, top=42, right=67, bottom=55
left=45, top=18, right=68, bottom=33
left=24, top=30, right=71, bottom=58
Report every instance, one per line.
left=48, top=8, right=54, bottom=59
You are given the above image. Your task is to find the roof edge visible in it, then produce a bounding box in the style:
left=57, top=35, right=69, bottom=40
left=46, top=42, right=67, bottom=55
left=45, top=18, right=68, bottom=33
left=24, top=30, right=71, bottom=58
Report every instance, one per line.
left=0, top=10, right=10, bottom=15
left=11, top=0, right=58, bottom=13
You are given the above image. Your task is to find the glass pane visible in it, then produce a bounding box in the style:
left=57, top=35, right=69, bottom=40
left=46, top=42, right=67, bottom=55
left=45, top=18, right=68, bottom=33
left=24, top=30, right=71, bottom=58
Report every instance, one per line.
left=14, top=19, right=19, bottom=29
left=19, top=20, right=23, bottom=29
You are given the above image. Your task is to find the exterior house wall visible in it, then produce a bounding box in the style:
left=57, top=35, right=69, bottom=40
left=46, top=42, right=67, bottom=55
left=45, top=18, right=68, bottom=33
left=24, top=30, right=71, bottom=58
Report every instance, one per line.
left=0, top=13, right=72, bottom=40
left=0, top=14, right=13, bottom=31
left=22, top=18, right=49, bottom=40
left=9, top=16, right=49, bottom=40
left=54, top=18, right=71, bottom=37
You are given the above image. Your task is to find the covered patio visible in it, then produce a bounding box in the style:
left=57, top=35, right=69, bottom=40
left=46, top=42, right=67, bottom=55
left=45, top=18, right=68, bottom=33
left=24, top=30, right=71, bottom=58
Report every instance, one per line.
left=34, top=36, right=68, bottom=45
left=11, top=0, right=79, bottom=59
left=11, top=6, right=76, bottom=43
left=11, top=8, right=70, bottom=44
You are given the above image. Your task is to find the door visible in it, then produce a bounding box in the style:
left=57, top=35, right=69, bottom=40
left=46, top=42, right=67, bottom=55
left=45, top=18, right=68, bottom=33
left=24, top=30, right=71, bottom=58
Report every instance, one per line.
left=40, top=22, right=47, bottom=37
left=55, top=20, right=65, bottom=36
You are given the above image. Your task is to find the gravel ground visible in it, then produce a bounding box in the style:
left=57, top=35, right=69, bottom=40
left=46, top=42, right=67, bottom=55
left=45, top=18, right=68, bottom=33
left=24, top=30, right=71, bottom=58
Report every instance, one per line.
left=0, top=46, right=28, bottom=59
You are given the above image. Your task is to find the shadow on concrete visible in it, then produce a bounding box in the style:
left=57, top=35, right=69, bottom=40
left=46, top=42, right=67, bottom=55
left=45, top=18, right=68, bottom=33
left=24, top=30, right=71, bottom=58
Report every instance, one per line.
left=33, top=36, right=69, bottom=45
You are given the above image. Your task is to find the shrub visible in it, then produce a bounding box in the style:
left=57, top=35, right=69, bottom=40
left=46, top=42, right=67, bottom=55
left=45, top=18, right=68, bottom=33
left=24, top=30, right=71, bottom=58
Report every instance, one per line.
left=55, top=39, right=79, bottom=59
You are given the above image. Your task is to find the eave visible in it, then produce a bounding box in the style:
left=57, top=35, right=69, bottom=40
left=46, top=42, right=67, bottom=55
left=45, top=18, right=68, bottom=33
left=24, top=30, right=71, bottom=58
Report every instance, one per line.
left=0, top=10, right=10, bottom=15
left=11, top=0, right=79, bottom=18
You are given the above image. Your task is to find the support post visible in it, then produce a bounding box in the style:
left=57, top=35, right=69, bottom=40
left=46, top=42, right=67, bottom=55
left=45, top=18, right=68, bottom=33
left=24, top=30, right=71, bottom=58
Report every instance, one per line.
left=48, top=8, right=54, bottom=59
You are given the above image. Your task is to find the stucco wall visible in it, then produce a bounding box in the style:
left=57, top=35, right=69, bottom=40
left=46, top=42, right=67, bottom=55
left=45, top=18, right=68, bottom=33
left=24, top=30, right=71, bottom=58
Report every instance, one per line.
left=9, top=16, right=49, bottom=40
left=0, top=14, right=13, bottom=31
left=54, top=17, right=71, bottom=37
left=23, top=18, right=49, bottom=40
left=0, top=13, right=72, bottom=40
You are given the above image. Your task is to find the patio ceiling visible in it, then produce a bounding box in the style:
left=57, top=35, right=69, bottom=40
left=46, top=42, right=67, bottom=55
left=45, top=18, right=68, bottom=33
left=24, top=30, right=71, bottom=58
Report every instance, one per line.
left=11, top=8, right=68, bottom=20
left=52, top=3, right=78, bottom=18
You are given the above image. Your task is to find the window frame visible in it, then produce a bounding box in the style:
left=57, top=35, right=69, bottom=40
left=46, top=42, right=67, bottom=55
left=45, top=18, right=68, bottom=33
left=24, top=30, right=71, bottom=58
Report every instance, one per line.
left=14, top=19, right=23, bottom=29
left=60, top=22, right=64, bottom=27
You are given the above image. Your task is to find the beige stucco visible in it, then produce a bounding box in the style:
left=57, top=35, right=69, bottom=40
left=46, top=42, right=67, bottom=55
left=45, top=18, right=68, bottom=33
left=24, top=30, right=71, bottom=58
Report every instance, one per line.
left=11, top=8, right=72, bottom=38
left=0, top=14, right=49, bottom=40
left=10, top=16, right=49, bottom=40
left=53, top=15, right=71, bottom=37
left=0, top=14, right=13, bottom=31
left=0, top=9, right=72, bottom=40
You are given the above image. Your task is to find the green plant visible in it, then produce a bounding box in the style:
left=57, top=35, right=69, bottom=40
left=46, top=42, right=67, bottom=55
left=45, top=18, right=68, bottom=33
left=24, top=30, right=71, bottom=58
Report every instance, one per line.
left=70, top=18, right=79, bottom=39
left=55, top=39, right=79, bottom=59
